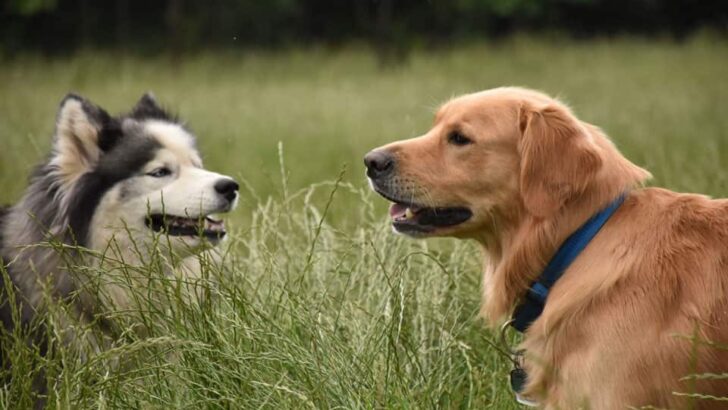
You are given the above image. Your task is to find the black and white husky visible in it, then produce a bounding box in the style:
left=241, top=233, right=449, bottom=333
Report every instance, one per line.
left=0, top=93, right=239, bottom=339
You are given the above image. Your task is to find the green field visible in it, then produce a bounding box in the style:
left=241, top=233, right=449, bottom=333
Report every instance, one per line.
left=0, top=37, right=727, bottom=408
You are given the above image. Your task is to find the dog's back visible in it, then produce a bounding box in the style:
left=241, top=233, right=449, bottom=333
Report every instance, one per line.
left=527, top=189, right=728, bottom=408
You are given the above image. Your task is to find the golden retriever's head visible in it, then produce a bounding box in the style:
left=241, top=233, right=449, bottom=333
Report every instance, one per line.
left=365, top=87, right=649, bottom=242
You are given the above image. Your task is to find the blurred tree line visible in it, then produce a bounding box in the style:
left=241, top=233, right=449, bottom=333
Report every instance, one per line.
left=2, top=0, right=727, bottom=57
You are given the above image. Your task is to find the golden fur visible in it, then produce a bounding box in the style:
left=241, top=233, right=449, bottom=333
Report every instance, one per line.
left=368, top=87, right=728, bottom=408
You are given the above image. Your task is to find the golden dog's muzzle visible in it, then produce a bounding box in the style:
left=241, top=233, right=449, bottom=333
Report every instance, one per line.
left=364, top=149, right=472, bottom=236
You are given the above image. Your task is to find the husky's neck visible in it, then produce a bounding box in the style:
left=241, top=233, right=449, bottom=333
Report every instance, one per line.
left=1, top=162, right=80, bottom=299
left=2, top=165, right=209, bottom=312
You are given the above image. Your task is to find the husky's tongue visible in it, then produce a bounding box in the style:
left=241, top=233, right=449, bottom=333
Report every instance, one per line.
left=145, top=214, right=227, bottom=240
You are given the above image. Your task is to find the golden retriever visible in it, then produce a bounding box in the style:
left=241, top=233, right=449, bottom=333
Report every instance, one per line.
left=364, top=87, right=728, bottom=409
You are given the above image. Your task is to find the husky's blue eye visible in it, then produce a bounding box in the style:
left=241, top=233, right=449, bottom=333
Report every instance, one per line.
left=147, top=167, right=172, bottom=178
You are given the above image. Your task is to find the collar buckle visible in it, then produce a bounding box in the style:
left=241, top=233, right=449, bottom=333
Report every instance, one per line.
left=501, top=321, right=540, bottom=407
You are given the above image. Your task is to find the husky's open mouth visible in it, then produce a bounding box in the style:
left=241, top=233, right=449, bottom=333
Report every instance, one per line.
left=145, top=214, right=226, bottom=240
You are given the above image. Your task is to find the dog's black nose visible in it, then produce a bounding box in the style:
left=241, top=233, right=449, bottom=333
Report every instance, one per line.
left=364, top=150, right=395, bottom=179
left=215, top=178, right=239, bottom=202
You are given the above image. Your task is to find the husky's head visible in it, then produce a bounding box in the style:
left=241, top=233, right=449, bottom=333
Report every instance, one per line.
left=47, top=93, right=239, bottom=254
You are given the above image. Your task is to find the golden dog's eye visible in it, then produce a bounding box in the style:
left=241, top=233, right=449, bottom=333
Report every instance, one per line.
left=447, top=131, right=472, bottom=146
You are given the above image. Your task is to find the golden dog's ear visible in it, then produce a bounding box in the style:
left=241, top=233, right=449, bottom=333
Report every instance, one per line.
left=519, top=103, right=602, bottom=218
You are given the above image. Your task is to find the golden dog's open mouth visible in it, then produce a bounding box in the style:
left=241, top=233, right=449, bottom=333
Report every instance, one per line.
left=387, top=201, right=472, bottom=234
left=369, top=182, right=473, bottom=234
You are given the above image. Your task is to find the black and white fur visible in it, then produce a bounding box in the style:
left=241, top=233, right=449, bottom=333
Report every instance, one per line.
left=0, top=93, right=239, bottom=339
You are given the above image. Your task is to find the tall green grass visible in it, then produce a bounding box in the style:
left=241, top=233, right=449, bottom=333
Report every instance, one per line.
left=1, top=176, right=514, bottom=408
left=0, top=36, right=727, bottom=408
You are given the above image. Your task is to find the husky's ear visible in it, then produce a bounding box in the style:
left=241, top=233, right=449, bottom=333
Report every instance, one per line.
left=130, top=92, right=171, bottom=120
left=53, top=94, right=114, bottom=178
left=518, top=102, right=602, bottom=219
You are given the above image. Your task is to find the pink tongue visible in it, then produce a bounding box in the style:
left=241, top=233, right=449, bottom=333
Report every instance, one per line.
left=389, top=203, right=408, bottom=218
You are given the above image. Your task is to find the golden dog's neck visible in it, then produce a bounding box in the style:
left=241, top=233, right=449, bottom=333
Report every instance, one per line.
left=478, top=200, right=612, bottom=326
left=479, top=125, right=651, bottom=326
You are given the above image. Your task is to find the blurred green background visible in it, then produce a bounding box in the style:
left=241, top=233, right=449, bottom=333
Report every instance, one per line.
left=2, top=0, right=727, bottom=215
left=2, top=37, right=727, bottom=227
left=2, top=0, right=727, bottom=56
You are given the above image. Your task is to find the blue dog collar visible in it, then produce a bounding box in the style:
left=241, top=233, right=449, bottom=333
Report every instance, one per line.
left=511, top=194, right=626, bottom=333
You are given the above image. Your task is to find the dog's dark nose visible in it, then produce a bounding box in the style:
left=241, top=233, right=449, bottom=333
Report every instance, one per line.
left=364, top=150, right=395, bottom=179
left=215, top=178, right=239, bottom=202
